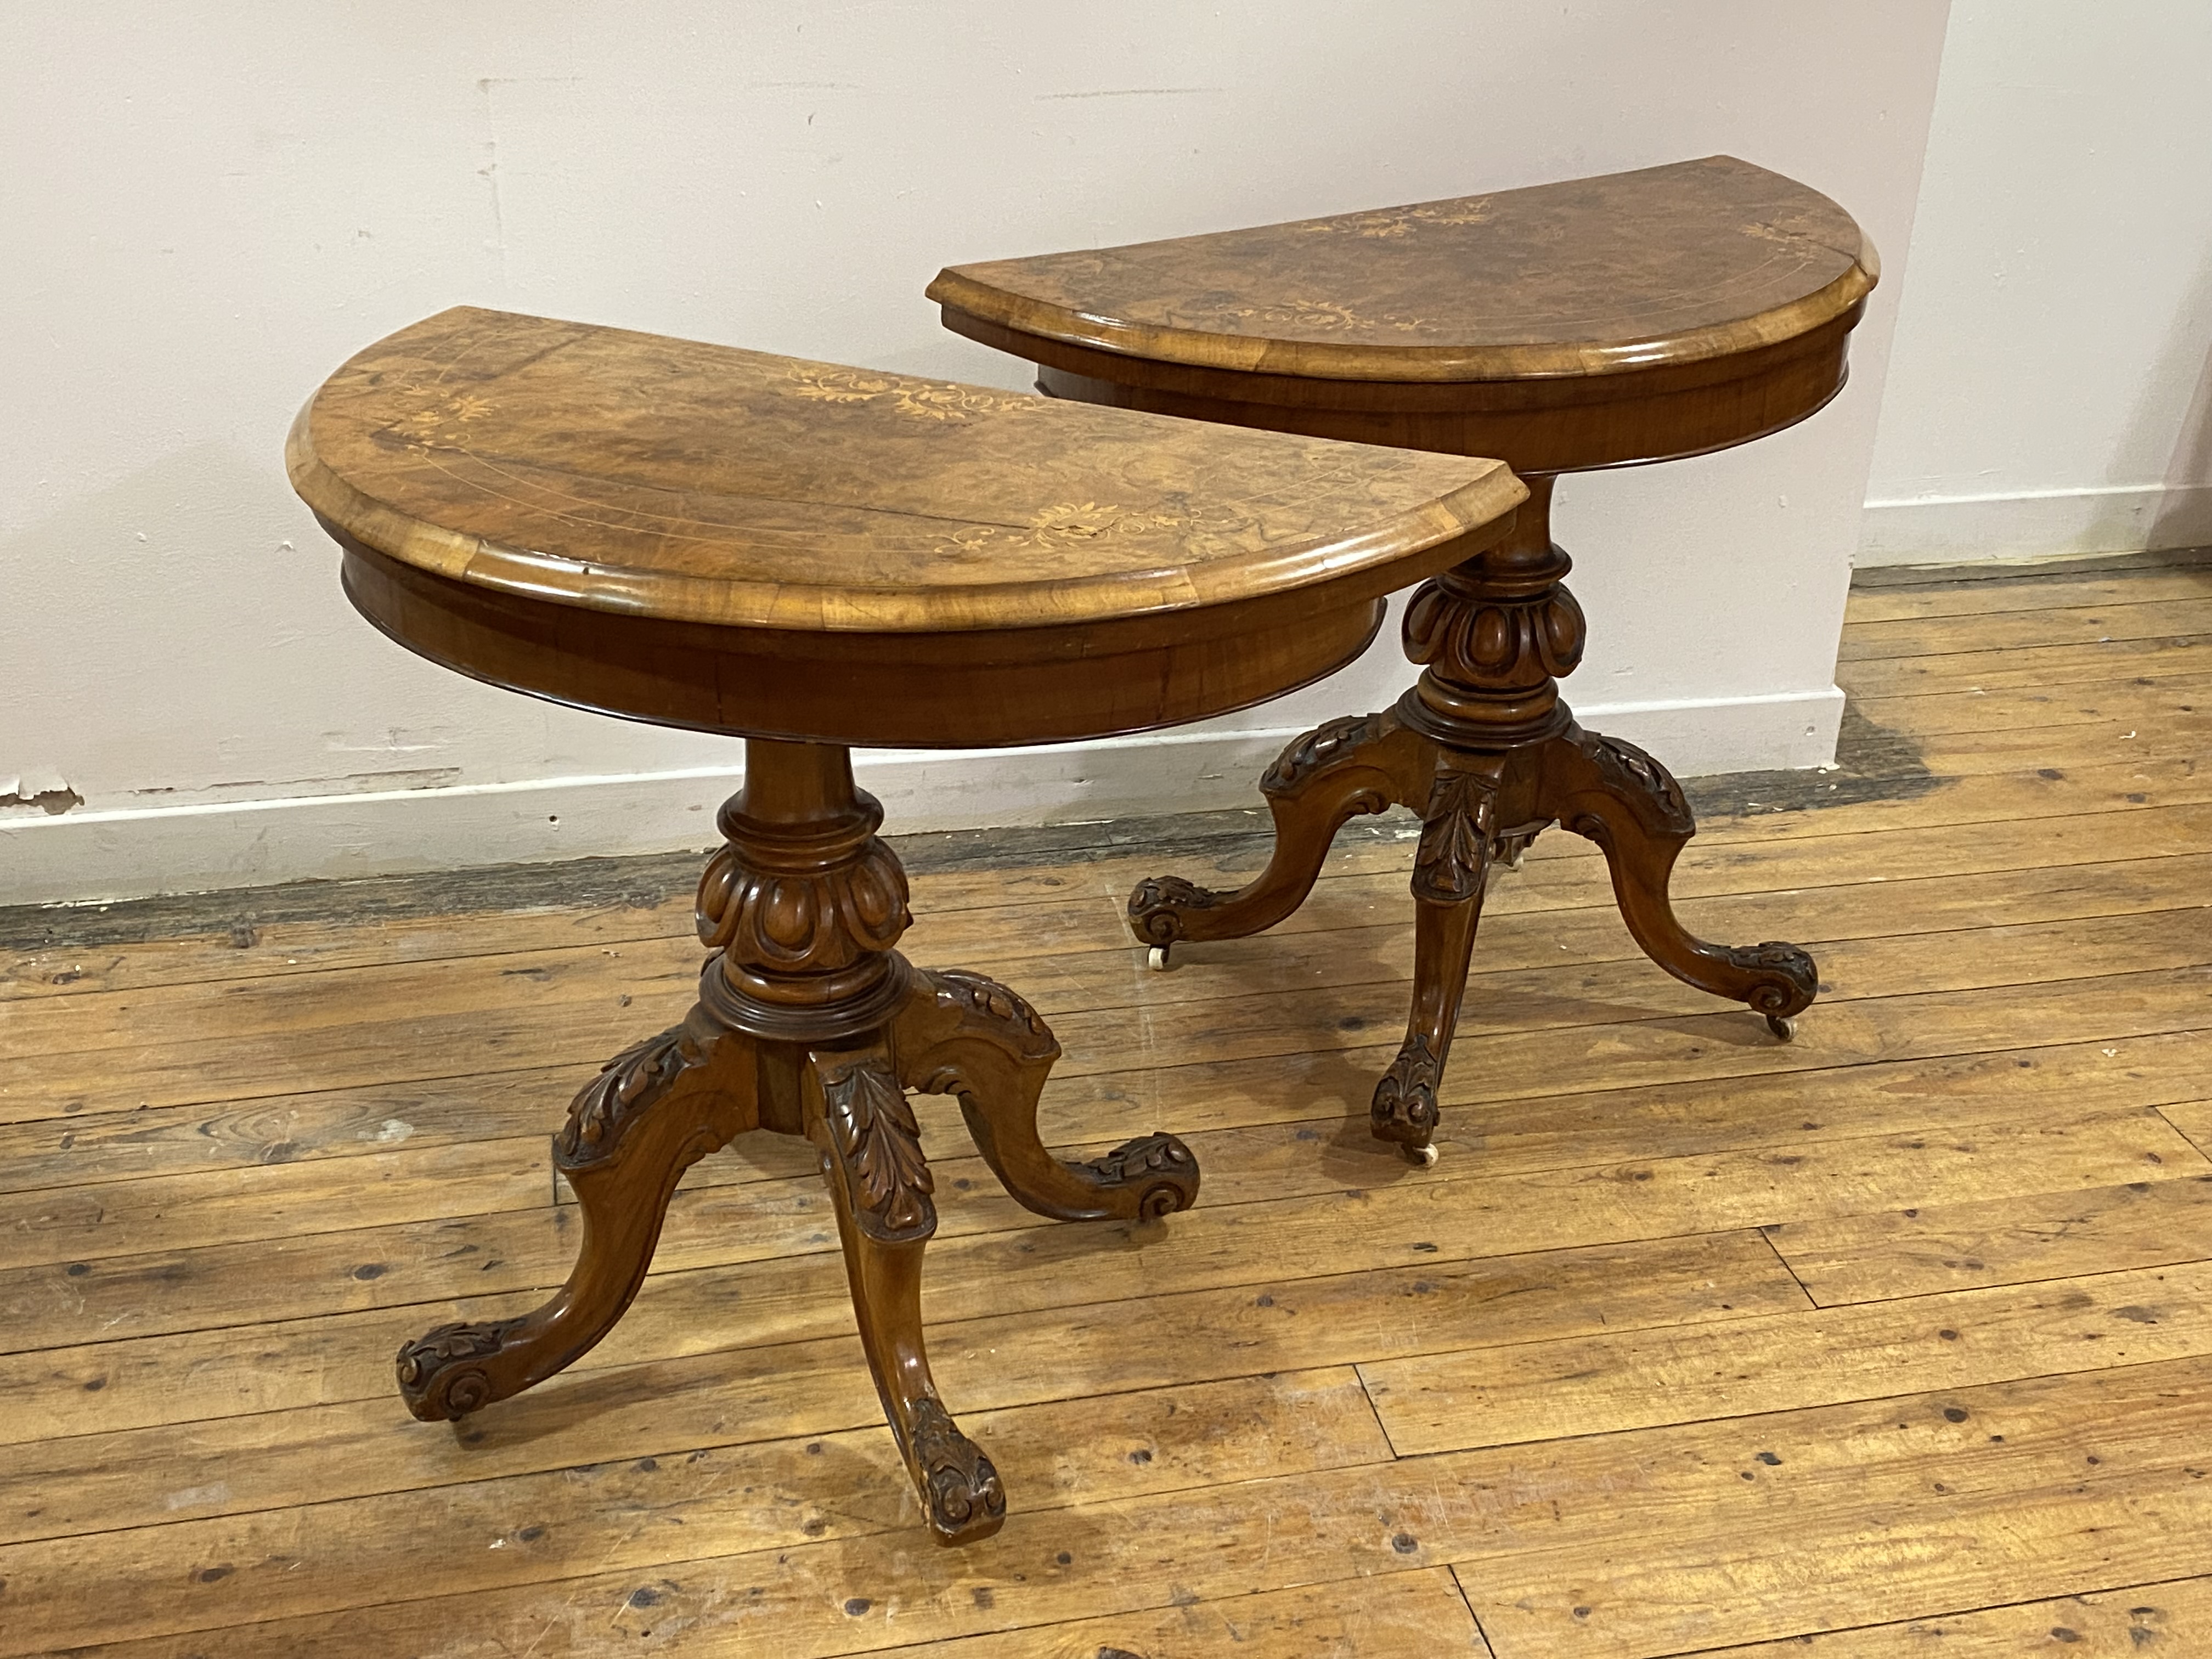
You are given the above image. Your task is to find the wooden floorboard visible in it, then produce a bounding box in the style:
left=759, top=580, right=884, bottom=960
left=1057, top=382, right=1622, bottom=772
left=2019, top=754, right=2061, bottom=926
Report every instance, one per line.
left=6, top=554, right=2211, bottom=1657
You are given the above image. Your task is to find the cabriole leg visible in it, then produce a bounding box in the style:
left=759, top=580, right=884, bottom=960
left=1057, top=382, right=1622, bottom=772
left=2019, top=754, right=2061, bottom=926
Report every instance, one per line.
left=806, top=1040, right=1006, bottom=1545
left=1370, top=760, right=1501, bottom=1158
left=1538, top=726, right=1818, bottom=1037
left=1126, top=709, right=1433, bottom=961
left=395, top=1008, right=755, bottom=1419
left=895, top=967, right=1199, bottom=1222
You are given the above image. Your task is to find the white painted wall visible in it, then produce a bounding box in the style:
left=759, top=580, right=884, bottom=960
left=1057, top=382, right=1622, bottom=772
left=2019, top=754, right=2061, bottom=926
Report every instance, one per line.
left=1861, top=0, right=2212, bottom=564
left=2, top=3, right=1950, bottom=904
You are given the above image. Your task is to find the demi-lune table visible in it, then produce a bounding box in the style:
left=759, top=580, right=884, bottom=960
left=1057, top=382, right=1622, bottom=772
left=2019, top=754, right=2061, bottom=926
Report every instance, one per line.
left=931, top=155, right=1876, bottom=1161
left=286, top=306, right=1525, bottom=1542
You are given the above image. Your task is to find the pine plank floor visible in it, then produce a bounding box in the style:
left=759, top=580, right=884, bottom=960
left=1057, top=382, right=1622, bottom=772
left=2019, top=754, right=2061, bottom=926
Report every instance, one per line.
left=2, top=549, right=2209, bottom=1658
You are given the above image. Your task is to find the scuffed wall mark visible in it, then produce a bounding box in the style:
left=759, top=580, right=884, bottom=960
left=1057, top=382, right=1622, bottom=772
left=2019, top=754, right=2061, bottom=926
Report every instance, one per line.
left=1, top=777, right=83, bottom=815
left=472, top=76, right=581, bottom=294
left=1036, top=87, right=1223, bottom=100
left=475, top=77, right=510, bottom=289
left=127, top=768, right=464, bottom=800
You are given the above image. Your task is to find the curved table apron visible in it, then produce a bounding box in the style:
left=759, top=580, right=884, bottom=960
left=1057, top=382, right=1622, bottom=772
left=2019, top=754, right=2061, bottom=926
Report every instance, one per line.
left=931, top=154, right=1878, bottom=1158
left=289, top=304, right=1523, bottom=1545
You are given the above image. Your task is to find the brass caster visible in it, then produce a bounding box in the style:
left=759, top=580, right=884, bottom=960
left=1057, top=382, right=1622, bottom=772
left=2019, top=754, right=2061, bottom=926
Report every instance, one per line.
left=1766, top=1013, right=1797, bottom=1042
left=1148, top=945, right=1174, bottom=972
left=1404, top=1142, right=1439, bottom=1168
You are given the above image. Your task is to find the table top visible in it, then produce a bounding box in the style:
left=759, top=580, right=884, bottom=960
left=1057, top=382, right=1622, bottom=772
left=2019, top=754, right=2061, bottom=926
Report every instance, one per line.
left=287, top=307, right=1521, bottom=634
left=929, top=156, right=1877, bottom=385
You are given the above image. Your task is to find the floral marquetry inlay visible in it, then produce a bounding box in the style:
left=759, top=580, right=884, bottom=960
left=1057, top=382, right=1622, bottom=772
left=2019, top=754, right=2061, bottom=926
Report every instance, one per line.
left=786, top=365, right=1042, bottom=422
left=1209, top=297, right=1426, bottom=335
left=1294, top=199, right=1493, bottom=240
left=388, top=390, right=496, bottom=447
left=945, top=500, right=1187, bottom=556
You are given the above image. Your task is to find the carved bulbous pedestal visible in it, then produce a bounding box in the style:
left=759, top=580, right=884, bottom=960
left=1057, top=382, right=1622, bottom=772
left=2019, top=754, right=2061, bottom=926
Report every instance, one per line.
left=1126, top=479, right=1820, bottom=1155
left=392, top=740, right=1203, bottom=1545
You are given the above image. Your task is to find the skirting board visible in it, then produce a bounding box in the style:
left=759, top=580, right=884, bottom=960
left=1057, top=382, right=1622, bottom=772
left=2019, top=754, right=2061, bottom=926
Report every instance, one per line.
left=0, top=687, right=1843, bottom=907
left=1858, top=481, right=2212, bottom=567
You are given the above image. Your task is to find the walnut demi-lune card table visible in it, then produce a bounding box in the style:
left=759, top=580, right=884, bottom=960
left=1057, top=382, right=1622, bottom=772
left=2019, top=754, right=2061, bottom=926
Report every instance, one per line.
left=285, top=306, right=1525, bottom=1543
left=932, top=154, right=1877, bottom=1162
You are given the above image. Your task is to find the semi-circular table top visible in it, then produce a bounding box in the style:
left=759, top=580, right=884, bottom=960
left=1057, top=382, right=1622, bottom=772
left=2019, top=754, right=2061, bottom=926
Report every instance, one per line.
left=287, top=308, right=1526, bottom=747
left=929, top=156, right=1876, bottom=386
left=287, top=307, right=1521, bottom=634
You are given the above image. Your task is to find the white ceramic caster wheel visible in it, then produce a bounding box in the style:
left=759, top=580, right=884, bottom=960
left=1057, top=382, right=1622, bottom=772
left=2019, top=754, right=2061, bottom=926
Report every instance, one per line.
left=1504, top=849, right=1526, bottom=873
left=1405, top=1142, right=1439, bottom=1167
left=1766, top=1013, right=1797, bottom=1041
left=1148, top=945, right=1174, bottom=972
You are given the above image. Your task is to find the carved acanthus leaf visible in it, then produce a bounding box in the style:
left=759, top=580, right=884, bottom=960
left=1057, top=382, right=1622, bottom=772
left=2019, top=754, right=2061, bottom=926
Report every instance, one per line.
left=822, top=1059, right=935, bottom=1241
left=1412, top=769, right=1496, bottom=903
left=1260, top=712, right=1392, bottom=797
left=1578, top=731, right=1694, bottom=837
left=556, top=1026, right=709, bottom=1166
left=394, top=1316, right=529, bottom=1420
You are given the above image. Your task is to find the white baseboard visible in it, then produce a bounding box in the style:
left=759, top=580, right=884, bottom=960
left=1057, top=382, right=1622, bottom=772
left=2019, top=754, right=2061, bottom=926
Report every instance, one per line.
left=0, top=688, right=1843, bottom=907
left=1858, top=482, right=2212, bottom=567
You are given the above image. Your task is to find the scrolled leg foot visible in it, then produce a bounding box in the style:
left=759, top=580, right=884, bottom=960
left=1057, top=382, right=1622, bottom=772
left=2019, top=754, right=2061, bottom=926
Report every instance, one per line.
left=911, top=1397, right=1008, bottom=1542
left=1126, top=710, right=1433, bottom=949
left=1076, top=1132, right=1201, bottom=1220
left=1726, top=941, right=1821, bottom=1022
left=1127, top=876, right=1224, bottom=951
left=394, top=1317, right=531, bottom=1420
left=1371, top=1035, right=1443, bottom=1150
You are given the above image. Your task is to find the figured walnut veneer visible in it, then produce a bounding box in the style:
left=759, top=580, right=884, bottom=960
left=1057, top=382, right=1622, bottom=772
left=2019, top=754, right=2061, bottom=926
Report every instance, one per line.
left=934, top=156, right=1869, bottom=1153
left=932, top=155, right=1876, bottom=473
left=289, top=307, right=1523, bottom=745
left=290, top=307, right=1523, bottom=1545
